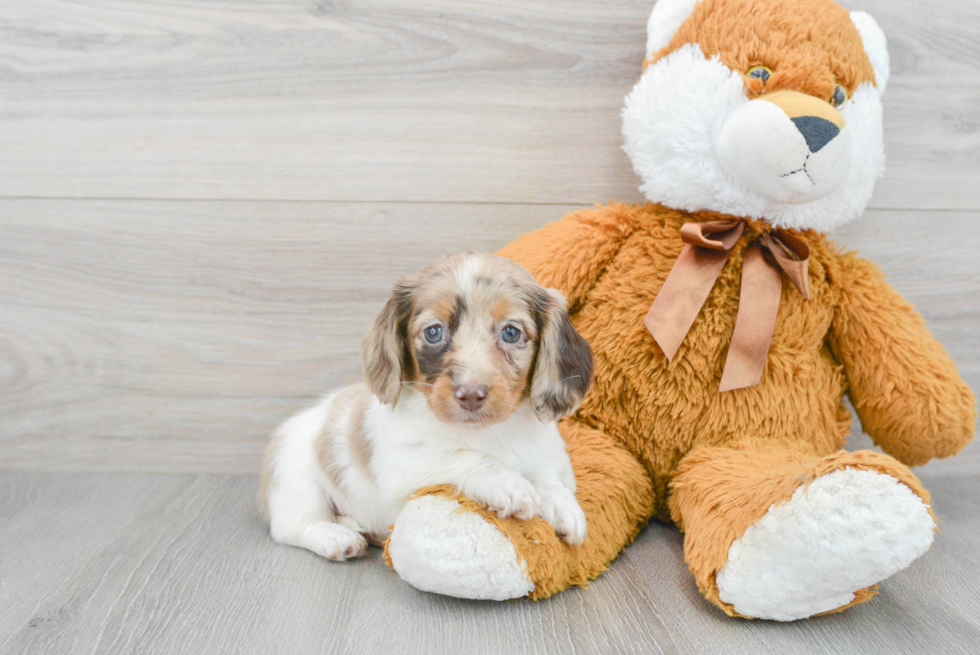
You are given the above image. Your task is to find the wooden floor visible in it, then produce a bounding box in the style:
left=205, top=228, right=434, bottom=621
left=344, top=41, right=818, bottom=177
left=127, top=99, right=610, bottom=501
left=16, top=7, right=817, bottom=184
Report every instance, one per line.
left=1, top=471, right=977, bottom=655
left=2, top=0, right=979, bottom=653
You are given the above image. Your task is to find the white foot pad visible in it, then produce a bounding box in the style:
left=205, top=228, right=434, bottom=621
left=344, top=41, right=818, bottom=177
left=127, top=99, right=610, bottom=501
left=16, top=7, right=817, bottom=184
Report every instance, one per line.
left=716, top=469, right=935, bottom=621
left=387, top=495, right=535, bottom=600
left=293, top=522, right=368, bottom=561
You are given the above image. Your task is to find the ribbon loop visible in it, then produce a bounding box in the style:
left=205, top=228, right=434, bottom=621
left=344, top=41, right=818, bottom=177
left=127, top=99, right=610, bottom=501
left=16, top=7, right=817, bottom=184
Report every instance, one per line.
left=644, top=220, right=811, bottom=392
left=679, top=220, right=745, bottom=250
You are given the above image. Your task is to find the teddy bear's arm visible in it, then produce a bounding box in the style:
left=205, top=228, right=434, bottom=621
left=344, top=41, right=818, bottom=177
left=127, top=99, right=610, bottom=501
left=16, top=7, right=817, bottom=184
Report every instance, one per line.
left=498, top=203, right=640, bottom=308
left=384, top=419, right=656, bottom=601
left=828, top=253, right=976, bottom=466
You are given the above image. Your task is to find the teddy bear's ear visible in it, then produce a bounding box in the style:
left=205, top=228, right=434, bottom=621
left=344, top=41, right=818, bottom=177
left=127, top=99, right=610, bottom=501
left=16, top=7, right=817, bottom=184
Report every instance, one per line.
left=646, top=0, right=700, bottom=57
left=850, top=11, right=890, bottom=94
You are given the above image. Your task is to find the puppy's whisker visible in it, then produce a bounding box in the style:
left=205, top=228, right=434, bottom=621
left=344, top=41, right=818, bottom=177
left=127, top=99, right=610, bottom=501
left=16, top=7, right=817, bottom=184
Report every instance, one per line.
left=402, top=381, right=436, bottom=389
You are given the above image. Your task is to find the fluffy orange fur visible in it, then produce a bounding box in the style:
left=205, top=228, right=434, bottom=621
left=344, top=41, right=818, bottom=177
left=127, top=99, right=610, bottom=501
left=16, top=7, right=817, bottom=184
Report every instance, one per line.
left=669, top=440, right=935, bottom=617
left=389, top=202, right=975, bottom=613
left=648, top=0, right=877, bottom=102
left=383, top=420, right=656, bottom=600
left=508, top=203, right=971, bottom=608
left=383, top=0, right=975, bottom=615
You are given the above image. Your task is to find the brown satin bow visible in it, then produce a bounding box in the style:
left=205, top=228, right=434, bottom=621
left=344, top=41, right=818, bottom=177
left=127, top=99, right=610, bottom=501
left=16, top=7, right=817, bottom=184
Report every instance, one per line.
left=644, top=220, right=810, bottom=392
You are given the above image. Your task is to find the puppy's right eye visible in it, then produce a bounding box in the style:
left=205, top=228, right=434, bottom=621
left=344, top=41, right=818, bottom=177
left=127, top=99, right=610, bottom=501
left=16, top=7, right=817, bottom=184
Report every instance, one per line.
left=423, top=325, right=444, bottom=344
left=501, top=325, right=522, bottom=344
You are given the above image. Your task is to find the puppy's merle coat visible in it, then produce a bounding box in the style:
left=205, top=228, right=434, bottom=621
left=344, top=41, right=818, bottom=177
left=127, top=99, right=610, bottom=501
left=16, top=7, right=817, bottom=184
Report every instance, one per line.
left=260, top=252, right=593, bottom=561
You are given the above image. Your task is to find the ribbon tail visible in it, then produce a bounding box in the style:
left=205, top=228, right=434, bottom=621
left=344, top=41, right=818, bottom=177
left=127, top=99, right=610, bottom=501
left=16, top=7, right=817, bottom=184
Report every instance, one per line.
left=763, top=231, right=811, bottom=298
left=645, top=243, right=731, bottom=362
left=719, top=244, right=783, bottom=392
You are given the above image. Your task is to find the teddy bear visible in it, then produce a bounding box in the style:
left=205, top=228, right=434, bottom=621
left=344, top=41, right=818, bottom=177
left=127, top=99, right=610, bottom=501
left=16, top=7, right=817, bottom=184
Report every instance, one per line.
left=382, top=0, right=977, bottom=620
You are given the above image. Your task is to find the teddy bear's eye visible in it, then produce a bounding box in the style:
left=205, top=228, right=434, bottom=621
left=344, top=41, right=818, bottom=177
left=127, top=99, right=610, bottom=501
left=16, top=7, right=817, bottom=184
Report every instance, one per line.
left=747, top=66, right=772, bottom=83
left=831, top=85, right=847, bottom=108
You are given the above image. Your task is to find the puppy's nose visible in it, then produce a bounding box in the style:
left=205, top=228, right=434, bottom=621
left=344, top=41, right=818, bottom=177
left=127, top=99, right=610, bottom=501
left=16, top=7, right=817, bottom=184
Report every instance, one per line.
left=791, top=116, right=840, bottom=153
left=454, top=384, right=488, bottom=411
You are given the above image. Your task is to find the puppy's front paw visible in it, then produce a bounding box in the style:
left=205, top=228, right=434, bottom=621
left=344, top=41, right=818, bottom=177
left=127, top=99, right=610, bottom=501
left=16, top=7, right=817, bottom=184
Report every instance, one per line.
left=539, top=487, right=587, bottom=545
left=479, top=472, right=541, bottom=521
left=300, top=522, right=368, bottom=562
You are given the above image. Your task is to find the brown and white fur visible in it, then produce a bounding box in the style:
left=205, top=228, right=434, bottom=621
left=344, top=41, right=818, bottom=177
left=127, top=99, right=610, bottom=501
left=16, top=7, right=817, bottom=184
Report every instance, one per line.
left=259, top=252, right=593, bottom=561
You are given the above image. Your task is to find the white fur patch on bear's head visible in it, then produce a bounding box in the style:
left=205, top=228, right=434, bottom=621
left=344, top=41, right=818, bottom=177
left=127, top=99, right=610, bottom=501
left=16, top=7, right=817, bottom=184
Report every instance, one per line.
left=624, top=0, right=889, bottom=233
left=646, top=0, right=701, bottom=55
left=851, top=11, right=890, bottom=93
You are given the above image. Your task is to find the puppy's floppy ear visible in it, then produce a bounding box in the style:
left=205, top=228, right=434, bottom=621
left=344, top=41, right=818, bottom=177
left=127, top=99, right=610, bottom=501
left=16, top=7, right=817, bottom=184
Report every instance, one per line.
left=530, top=288, right=593, bottom=422
left=362, top=279, right=414, bottom=405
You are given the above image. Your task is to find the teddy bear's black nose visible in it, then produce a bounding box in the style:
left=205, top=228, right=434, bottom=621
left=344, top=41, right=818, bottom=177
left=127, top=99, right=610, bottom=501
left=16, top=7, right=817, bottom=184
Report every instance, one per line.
left=791, top=116, right=840, bottom=153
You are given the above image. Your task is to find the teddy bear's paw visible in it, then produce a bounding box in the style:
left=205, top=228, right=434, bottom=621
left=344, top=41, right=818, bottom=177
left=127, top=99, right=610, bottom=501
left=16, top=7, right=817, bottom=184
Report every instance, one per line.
left=715, top=468, right=935, bottom=621
left=387, top=494, right=535, bottom=600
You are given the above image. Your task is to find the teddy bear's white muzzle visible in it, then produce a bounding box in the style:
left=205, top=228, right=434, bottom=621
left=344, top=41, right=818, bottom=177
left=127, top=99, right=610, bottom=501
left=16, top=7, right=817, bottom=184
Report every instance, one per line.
left=716, top=94, right=852, bottom=204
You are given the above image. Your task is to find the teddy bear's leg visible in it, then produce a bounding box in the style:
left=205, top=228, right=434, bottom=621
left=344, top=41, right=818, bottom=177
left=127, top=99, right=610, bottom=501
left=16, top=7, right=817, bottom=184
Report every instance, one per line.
left=669, top=442, right=937, bottom=621
left=384, top=420, right=655, bottom=600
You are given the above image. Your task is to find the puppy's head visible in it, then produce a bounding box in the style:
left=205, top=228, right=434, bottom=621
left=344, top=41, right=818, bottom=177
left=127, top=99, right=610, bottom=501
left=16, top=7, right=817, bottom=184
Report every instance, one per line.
left=362, top=252, right=593, bottom=426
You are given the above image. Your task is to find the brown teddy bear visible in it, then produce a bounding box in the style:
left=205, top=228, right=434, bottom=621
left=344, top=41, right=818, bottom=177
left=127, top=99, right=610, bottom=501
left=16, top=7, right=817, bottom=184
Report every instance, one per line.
left=383, top=0, right=976, bottom=620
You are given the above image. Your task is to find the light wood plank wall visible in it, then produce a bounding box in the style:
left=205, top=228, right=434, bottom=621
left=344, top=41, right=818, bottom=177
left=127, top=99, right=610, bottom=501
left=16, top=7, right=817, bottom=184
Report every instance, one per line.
left=1, top=0, right=978, bottom=475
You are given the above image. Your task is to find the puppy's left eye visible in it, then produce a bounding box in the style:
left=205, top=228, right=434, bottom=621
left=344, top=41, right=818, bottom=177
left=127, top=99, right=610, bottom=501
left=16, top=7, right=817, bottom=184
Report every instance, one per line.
left=423, top=325, right=444, bottom=344
left=500, top=325, right=522, bottom=344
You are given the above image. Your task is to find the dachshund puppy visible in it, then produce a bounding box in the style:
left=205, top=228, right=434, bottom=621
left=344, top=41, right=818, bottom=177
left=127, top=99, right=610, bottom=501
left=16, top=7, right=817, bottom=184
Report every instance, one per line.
left=260, top=252, right=593, bottom=561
